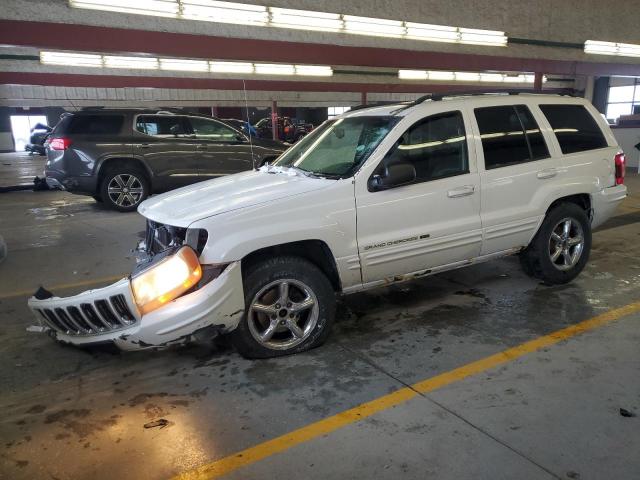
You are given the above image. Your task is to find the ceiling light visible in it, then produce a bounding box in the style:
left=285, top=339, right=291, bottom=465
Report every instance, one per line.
left=427, top=71, right=455, bottom=81
left=479, top=73, right=504, bottom=82
left=584, top=40, right=640, bottom=57
left=40, top=51, right=103, bottom=67
left=69, top=0, right=179, bottom=17
left=459, top=28, right=507, bottom=46
left=254, top=63, right=296, bottom=75
left=405, top=23, right=459, bottom=42
left=455, top=71, right=481, bottom=81
left=398, top=70, right=429, bottom=80
left=209, top=61, right=254, bottom=73
left=104, top=55, right=159, bottom=69
left=270, top=7, right=342, bottom=32
left=294, top=65, right=333, bottom=76
left=181, top=0, right=268, bottom=25
left=159, top=58, right=209, bottom=72
left=343, top=15, right=405, bottom=38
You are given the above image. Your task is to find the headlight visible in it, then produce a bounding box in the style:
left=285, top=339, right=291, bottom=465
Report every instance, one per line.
left=131, top=246, right=202, bottom=316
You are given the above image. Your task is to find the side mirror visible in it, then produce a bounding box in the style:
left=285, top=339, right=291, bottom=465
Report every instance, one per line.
left=368, top=162, right=416, bottom=191
left=235, top=134, right=247, bottom=143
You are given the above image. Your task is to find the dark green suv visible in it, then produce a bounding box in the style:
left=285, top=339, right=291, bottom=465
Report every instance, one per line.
left=45, top=110, right=288, bottom=211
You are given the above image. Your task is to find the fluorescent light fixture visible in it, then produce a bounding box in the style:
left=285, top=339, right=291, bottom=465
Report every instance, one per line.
left=398, top=70, right=429, bottom=80
left=209, top=61, right=254, bottom=73
left=69, top=0, right=179, bottom=17
left=270, top=7, right=342, bottom=32
left=254, top=63, right=296, bottom=75
left=343, top=15, right=405, bottom=37
left=40, top=51, right=103, bottom=67
left=459, top=28, right=507, bottom=46
left=399, top=69, right=542, bottom=84
left=159, top=58, right=209, bottom=72
left=584, top=40, right=640, bottom=58
left=182, top=0, right=268, bottom=25
left=294, top=65, right=333, bottom=76
left=104, top=55, right=159, bottom=69
left=406, top=23, right=459, bottom=42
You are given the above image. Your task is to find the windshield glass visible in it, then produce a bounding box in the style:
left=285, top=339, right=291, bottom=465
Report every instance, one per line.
left=273, top=116, right=399, bottom=177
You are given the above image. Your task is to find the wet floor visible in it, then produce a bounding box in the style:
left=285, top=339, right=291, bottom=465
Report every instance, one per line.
left=0, top=162, right=639, bottom=479
left=0, top=152, right=46, bottom=189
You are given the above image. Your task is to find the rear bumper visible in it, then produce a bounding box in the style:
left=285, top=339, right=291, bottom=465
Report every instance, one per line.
left=27, top=261, right=245, bottom=350
left=45, top=169, right=97, bottom=194
left=591, top=184, right=627, bottom=229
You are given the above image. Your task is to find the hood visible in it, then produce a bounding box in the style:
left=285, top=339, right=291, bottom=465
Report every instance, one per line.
left=138, top=169, right=330, bottom=227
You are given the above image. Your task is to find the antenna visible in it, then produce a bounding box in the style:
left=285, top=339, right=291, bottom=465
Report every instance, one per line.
left=242, top=79, right=256, bottom=170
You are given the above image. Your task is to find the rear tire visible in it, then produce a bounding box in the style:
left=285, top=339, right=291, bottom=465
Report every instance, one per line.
left=99, top=167, right=149, bottom=212
left=229, top=256, right=335, bottom=359
left=520, top=203, right=591, bottom=285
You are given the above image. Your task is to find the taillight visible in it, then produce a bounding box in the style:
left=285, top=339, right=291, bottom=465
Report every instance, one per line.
left=284, top=126, right=292, bottom=134
left=49, top=137, right=71, bottom=151
left=614, top=152, right=625, bottom=185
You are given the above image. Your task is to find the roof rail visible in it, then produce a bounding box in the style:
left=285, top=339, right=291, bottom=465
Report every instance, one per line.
left=391, top=89, right=576, bottom=114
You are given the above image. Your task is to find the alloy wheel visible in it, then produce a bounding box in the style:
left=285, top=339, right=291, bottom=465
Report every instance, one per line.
left=548, top=217, right=584, bottom=271
left=107, top=174, right=144, bottom=208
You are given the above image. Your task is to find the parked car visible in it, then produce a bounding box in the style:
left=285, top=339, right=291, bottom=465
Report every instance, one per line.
left=25, top=123, right=52, bottom=155
left=222, top=118, right=258, bottom=138
left=255, top=116, right=313, bottom=142
left=44, top=110, right=287, bottom=211
left=28, top=93, right=627, bottom=358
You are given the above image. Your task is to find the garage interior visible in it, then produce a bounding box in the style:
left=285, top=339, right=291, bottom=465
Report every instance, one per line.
left=1, top=1, right=640, bottom=479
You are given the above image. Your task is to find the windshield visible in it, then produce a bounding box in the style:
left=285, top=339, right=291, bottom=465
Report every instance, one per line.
left=273, top=116, right=399, bottom=177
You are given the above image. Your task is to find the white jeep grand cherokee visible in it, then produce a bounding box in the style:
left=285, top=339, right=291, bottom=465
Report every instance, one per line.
left=28, top=93, right=627, bottom=358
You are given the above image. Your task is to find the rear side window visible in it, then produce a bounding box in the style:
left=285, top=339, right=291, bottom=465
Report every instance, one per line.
left=474, top=105, right=549, bottom=169
left=539, top=104, right=607, bottom=154
left=136, top=115, right=187, bottom=136
left=188, top=117, right=239, bottom=140
left=381, top=110, right=469, bottom=184
left=67, top=115, right=124, bottom=135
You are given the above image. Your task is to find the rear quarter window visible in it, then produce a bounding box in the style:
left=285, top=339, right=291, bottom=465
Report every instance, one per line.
left=67, top=115, right=124, bottom=135
left=539, top=104, right=607, bottom=154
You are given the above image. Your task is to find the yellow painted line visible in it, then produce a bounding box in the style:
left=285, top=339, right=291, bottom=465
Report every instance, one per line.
left=0, top=275, right=124, bottom=300
left=173, top=300, right=640, bottom=480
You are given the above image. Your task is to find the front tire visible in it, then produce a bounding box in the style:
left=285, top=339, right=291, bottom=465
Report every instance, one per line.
left=100, top=167, right=149, bottom=212
left=229, top=256, right=336, bottom=359
left=520, top=203, right=591, bottom=285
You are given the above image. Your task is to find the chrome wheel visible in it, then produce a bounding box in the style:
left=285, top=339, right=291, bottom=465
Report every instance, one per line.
left=248, top=279, right=319, bottom=350
left=107, top=174, right=144, bottom=208
left=549, top=217, right=584, bottom=271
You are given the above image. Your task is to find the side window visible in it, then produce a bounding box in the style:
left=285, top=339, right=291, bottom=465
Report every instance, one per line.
left=380, top=111, right=469, bottom=184
left=188, top=117, right=239, bottom=141
left=136, top=115, right=187, bottom=136
left=539, top=104, right=608, bottom=154
left=67, top=115, right=124, bottom=135
left=474, top=105, right=549, bottom=169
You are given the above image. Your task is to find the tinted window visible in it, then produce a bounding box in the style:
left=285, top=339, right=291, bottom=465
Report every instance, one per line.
left=189, top=117, right=239, bottom=141
left=539, top=104, right=607, bottom=154
left=380, top=111, right=468, bottom=183
left=67, top=115, right=123, bottom=135
left=475, top=105, right=549, bottom=169
left=515, top=106, right=549, bottom=160
left=136, top=115, right=187, bottom=136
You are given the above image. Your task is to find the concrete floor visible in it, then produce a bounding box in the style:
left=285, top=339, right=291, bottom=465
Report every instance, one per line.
left=0, top=160, right=639, bottom=479
left=0, top=151, right=46, bottom=189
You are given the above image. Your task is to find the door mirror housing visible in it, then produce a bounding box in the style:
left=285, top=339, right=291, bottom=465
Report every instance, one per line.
left=368, top=161, right=416, bottom=191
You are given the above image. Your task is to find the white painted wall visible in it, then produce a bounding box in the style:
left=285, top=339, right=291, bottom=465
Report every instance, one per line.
left=612, top=128, right=640, bottom=170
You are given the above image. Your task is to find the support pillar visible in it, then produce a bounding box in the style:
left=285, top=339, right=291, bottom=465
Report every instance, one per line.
left=210, top=106, right=219, bottom=118
left=361, top=91, right=367, bottom=106
left=534, top=72, right=543, bottom=92
left=271, top=100, right=278, bottom=141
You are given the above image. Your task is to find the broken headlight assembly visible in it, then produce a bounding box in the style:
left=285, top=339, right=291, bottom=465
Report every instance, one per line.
left=131, top=246, right=203, bottom=315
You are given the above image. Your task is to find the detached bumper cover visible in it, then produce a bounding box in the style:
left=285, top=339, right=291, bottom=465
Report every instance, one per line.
left=27, top=262, right=244, bottom=350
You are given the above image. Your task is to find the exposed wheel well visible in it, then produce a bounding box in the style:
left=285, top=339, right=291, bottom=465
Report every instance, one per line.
left=96, top=158, right=151, bottom=193
left=547, top=194, right=592, bottom=220
left=241, top=240, right=342, bottom=292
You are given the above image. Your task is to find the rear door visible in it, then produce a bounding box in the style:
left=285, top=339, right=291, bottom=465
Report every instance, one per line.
left=186, top=116, right=255, bottom=177
left=471, top=104, right=557, bottom=255
left=356, top=109, right=482, bottom=283
left=134, top=115, right=200, bottom=190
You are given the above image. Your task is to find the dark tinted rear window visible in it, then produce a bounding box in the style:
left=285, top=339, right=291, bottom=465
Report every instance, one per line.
left=67, top=115, right=124, bottom=135
left=539, top=104, right=607, bottom=154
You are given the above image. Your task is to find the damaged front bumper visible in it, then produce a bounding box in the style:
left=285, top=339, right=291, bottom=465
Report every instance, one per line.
left=27, top=261, right=245, bottom=350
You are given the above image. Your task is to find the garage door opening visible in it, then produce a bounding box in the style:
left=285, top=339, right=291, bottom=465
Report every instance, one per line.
left=9, top=115, right=48, bottom=152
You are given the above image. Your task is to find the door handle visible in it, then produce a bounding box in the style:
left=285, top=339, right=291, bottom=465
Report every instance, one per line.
left=447, top=185, right=475, bottom=198
left=537, top=168, right=557, bottom=179
left=138, top=143, right=150, bottom=149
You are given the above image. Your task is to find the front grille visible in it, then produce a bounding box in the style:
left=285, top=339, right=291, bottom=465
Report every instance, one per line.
left=36, top=294, right=136, bottom=336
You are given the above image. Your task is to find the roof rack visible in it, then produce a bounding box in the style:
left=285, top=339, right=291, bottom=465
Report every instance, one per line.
left=391, top=89, right=576, bottom=114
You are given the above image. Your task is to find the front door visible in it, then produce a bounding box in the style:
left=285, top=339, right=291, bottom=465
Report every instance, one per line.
left=356, top=109, right=482, bottom=284
left=187, top=116, right=255, bottom=177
